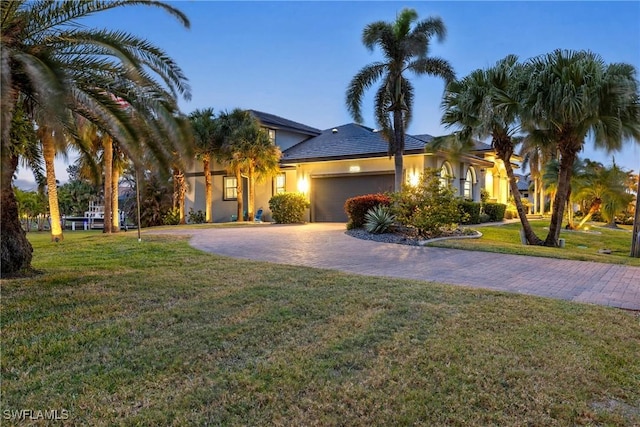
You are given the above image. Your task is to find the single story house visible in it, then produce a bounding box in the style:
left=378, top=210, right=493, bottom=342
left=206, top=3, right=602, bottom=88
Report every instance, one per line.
left=184, top=110, right=517, bottom=223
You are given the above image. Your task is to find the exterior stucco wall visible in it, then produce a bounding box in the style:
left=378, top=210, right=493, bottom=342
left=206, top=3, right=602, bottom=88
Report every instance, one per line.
left=274, top=129, right=311, bottom=152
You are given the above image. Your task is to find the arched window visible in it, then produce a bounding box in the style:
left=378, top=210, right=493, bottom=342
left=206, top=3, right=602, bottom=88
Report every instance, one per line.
left=464, top=167, right=476, bottom=199
left=440, top=162, right=453, bottom=188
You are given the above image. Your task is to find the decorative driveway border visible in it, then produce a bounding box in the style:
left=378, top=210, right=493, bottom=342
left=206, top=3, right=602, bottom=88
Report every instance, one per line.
left=148, top=223, right=640, bottom=310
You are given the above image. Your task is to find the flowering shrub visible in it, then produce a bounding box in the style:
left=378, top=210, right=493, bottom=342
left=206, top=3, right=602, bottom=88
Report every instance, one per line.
left=344, top=193, right=391, bottom=229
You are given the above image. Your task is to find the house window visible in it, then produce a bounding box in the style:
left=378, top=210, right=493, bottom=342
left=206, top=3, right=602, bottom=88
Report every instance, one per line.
left=223, top=176, right=237, bottom=200
left=262, top=127, right=276, bottom=143
left=274, top=173, right=286, bottom=194
left=464, top=167, right=475, bottom=199
left=440, top=162, right=453, bottom=188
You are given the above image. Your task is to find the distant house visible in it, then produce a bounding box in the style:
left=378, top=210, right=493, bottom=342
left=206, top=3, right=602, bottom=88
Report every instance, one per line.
left=185, top=111, right=517, bottom=223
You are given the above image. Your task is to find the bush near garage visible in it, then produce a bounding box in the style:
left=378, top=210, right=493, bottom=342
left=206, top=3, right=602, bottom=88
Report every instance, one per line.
left=344, top=193, right=392, bottom=229
left=269, top=192, right=310, bottom=224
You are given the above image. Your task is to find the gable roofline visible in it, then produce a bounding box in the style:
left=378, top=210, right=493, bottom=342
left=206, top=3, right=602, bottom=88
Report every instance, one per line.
left=249, top=109, right=322, bottom=136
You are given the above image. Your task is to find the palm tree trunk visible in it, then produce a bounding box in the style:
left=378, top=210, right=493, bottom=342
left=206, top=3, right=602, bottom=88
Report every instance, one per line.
left=103, top=135, right=113, bottom=234
left=172, top=167, right=186, bottom=224
left=545, top=150, right=577, bottom=246
left=236, top=168, right=244, bottom=221
left=247, top=163, right=255, bottom=221
left=392, top=109, right=405, bottom=192
left=203, top=156, right=212, bottom=223
left=41, top=129, right=64, bottom=242
left=495, top=139, right=543, bottom=245
left=576, top=199, right=601, bottom=229
left=111, top=166, right=119, bottom=232
left=0, top=148, right=33, bottom=276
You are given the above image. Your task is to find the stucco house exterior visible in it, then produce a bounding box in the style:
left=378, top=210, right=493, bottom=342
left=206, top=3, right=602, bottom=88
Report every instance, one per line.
left=184, top=110, right=516, bottom=223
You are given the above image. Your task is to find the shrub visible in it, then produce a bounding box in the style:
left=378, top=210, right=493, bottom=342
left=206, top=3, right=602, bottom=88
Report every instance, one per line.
left=479, top=212, right=491, bottom=223
left=484, top=203, right=507, bottom=222
left=390, top=169, right=462, bottom=237
left=458, top=200, right=481, bottom=224
left=188, top=208, right=206, bottom=224
left=162, top=207, right=181, bottom=225
left=269, top=192, right=309, bottom=224
left=344, top=193, right=391, bottom=228
left=480, top=188, right=490, bottom=204
left=364, top=205, right=395, bottom=234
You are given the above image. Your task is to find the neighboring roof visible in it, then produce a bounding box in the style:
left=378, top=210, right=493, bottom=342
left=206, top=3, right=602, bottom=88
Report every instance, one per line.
left=282, top=123, right=431, bottom=163
left=473, top=140, right=493, bottom=151
left=249, top=110, right=322, bottom=137
left=516, top=174, right=531, bottom=191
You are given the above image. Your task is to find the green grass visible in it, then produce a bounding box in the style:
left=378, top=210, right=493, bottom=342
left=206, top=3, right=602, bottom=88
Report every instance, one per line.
left=2, top=231, right=639, bottom=426
left=429, top=220, right=640, bottom=266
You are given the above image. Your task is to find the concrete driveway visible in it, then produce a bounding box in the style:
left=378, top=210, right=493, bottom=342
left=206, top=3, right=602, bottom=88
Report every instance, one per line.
left=150, top=223, right=640, bottom=310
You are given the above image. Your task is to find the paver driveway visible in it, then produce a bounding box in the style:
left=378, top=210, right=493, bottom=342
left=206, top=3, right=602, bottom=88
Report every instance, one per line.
left=152, top=223, right=640, bottom=310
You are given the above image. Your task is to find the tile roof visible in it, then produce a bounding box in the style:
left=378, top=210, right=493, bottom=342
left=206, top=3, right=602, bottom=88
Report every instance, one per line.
left=516, top=174, right=531, bottom=191
left=282, top=123, right=433, bottom=162
left=249, top=110, right=322, bottom=136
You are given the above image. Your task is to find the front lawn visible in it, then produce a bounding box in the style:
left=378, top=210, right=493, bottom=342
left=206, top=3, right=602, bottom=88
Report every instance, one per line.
left=429, top=220, right=640, bottom=266
left=2, top=231, right=639, bottom=425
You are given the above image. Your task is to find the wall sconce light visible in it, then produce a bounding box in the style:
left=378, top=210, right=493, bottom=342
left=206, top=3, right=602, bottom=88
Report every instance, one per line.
left=297, top=176, right=309, bottom=194
left=349, top=165, right=361, bottom=173
left=407, top=170, right=420, bottom=187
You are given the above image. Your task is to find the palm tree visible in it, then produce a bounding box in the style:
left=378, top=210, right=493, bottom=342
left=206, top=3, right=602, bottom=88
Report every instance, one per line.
left=521, top=49, right=640, bottom=246
left=433, top=55, right=543, bottom=245
left=189, top=108, right=217, bottom=223
left=346, top=8, right=455, bottom=191
left=213, top=109, right=281, bottom=221
left=235, top=126, right=281, bottom=221
left=1, top=0, right=192, bottom=276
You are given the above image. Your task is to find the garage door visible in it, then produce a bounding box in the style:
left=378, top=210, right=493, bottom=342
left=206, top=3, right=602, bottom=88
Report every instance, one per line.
left=311, top=174, right=394, bottom=222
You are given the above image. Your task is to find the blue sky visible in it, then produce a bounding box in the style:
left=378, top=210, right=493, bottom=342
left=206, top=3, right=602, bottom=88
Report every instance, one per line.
left=16, top=1, right=640, bottom=187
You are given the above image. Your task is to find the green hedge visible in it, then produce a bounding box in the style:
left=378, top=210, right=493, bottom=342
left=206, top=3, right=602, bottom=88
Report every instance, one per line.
left=458, top=201, right=481, bottom=224
left=268, top=192, right=309, bottom=224
left=483, top=203, right=507, bottom=222
left=344, top=193, right=391, bottom=228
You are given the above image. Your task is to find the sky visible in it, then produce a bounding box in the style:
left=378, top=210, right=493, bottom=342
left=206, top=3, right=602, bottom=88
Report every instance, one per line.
left=15, top=0, right=640, bottom=188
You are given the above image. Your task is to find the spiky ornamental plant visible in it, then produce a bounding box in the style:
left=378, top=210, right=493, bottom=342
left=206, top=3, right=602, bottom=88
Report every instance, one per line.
left=364, top=205, right=396, bottom=234
left=1, top=0, right=192, bottom=275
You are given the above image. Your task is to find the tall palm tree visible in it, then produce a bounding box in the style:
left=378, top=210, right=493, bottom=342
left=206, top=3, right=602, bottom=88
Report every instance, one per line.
left=433, top=55, right=543, bottom=245
left=189, top=108, right=218, bottom=223
left=521, top=49, right=640, bottom=246
left=1, top=0, right=192, bottom=276
left=346, top=8, right=455, bottom=191
left=235, top=126, right=281, bottom=221
left=213, top=109, right=281, bottom=221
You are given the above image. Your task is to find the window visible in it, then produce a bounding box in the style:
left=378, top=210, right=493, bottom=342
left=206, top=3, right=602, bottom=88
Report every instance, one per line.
left=274, top=173, right=286, bottom=194
left=262, top=127, right=276, bottom=143
left=440, top=162, right=453, bottom=188
left=464, top=168, right=475, bottom=199
left=223, top=176, right=237, bottom=200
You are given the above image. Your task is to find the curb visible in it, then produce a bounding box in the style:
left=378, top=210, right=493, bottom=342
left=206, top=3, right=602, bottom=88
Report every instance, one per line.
left=417, top=230, right=483, bottom=246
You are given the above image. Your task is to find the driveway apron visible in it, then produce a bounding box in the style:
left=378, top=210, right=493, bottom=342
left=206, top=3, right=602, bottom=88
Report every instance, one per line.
left=158, top=223, right=640, bottom=310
